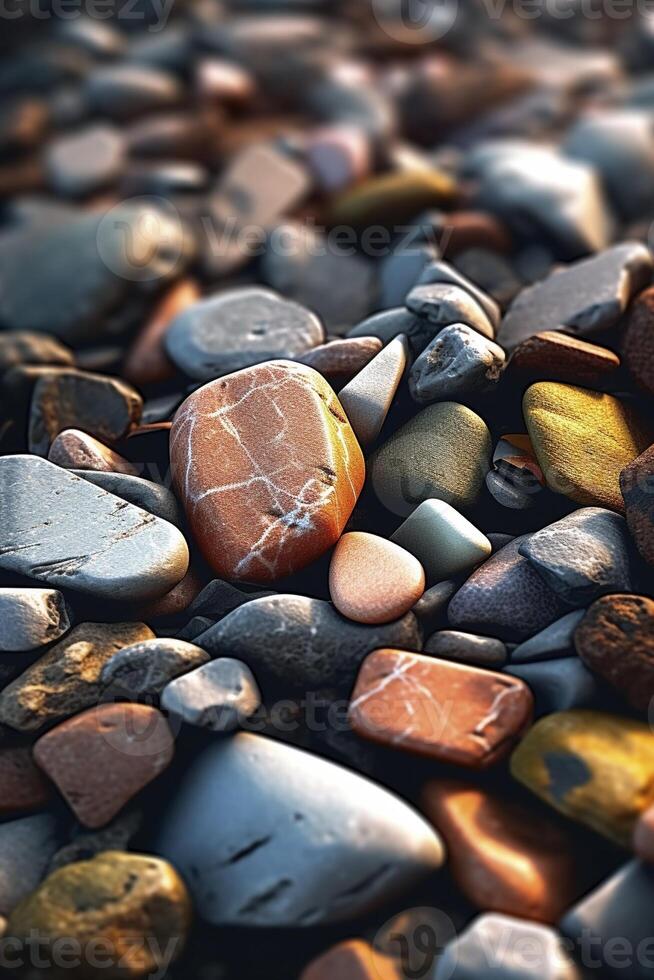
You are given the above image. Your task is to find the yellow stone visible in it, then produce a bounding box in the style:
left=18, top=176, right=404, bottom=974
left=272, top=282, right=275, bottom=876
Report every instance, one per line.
left=330, top=170, right=457, bottom=228
left=523, top=382, right=654, bottom=512
left=511, top=710, right=654, bottom=846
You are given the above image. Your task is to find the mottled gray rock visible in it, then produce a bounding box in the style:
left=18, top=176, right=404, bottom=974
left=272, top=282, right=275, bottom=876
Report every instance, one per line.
left=424, top=630, right=507, bottom=668
left=198, top=595, right=421, bottom=692
left=154, top=733, right=444, bottom=926
left=0, top=588, right=71, bottom=652
left=506, top=658, right=599, bottom=716
left=519, top=508, right=633, bottom=605
left=511, top=610, right=585, bottom=663
left=175, top=617, right=215, bottom=642
left=0, top=456, right=189, bottom=601
left=45, top=124, right=125, bottom=198
left=498, top=242, right=653, bottom=351
left=165, top=287, right=324, bottom=380
left=47, top=810, right=141, bottom=874
left=101, top=638, right=209, bottom=701
left=406, top=283, right=495, bottom=340
left=416, top=260, right=501, bottom=330
left=0, top=814, right=60, bottom=916
left=71, top=471, right=182, bottom=526
left=409, top=323, right=505, bottom=403
left=161, top=658, right=261, bottom=732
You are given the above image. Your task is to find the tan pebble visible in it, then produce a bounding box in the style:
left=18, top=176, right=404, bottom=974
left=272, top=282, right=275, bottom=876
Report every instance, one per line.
left=329, top=532, right=425, bottom=624
left=48, top=428, right=140, bottom=475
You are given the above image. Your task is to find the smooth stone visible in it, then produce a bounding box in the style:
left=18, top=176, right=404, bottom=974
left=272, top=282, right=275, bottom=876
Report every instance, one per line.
left=71, top=470, right=182, bottom=526
left=350, top=650, right=532, bottom=768
left=0, top=815, right=60, bottom=917
left=411, top=581, right=458, bottom=635
left=0, top=621, right=154, bottom=733
left=498, top=242, right=653, bottom=351
left=338, top=336, right=408, bottom=448
left=415, top=260, right=502, bottom=330
left=101, top=638, right=210, bottom=701
left=405, top=284, right=495, bottom=340
left=509, top=330, right=621, bottom=387
left=161, top=658, right=261, bottom=732
left=198, top=594, right=421, bottom=692
left=378, top=244, right=439, bottom=310
left=120, top=161, right=208, bottom=197
left=511, top=610, right=585, bottom=663
left=424, top=631, right=507, bottom=668
left=371, top=402, right=491, bottom=517
left=524, top=382, right=654, bottom=513
left=329, top=532, right=425, bottom=625
left=422, top=780, right=579, bottom=922
left=45, top=124, right=125, bottom=198
left=506, top=658, right=599, bottom=717
left=300, top=939, right=399, bottom=980
left=456, top=247, right=522, bottom=308
left=0, top=588, right=70, bottom=652
left=123, top=279, right=200, bottom=388
left=84, top=64, right=183, bottom=119
left=435, top=914, right=581, bottom=980
left=6, top=852, right=191, bottom=977
left=304, top=125, right=371, bottom=193
left=34, top=704, right=174, bottom=828
left=165, top=287, right=324, bottom=381
left=621, top=443, right=654, bottom=565
left=50, top=430, right=140, bottom=476
left=153, top=732, right=445, bottom=926
left=574, top=594, right=654, bottom=712
left=409, top=323, right=505, bottom=403
left=347, top=307, right=438, bottom=357
left=511, top=709, right=654, bottom=845
left=0, top=332, right=74, bottom=373
left=519, top=507, right=633, bottom=604
left=0, top=747, right=51, bottom=817
left=187, top=579, right=273, bottom=619
left=391, top=499, right=491, bottom=583
left=170, top=362, right=364, bottom=584
left=485, top=469, right=540, bottom=511
left=448, top=535, right=568, bottom=642
left=329, top=170, right=456, bottom=228
left=623, top=286, right=654, bottom=397
left=28, top=368, right=142, bottom=455
left=297, top=337, right=383, bottom=382
left=560, top=861, right=654, bottom=980
left=175, top=616, right=214, bottom=642
left=0, top=456, right=189, bottom=601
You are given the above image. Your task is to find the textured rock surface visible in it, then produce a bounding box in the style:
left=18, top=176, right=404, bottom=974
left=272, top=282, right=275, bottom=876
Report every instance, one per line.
left=49, top=429, right=140, bottom=475
left=405, top=284, right=495, bottom=340
left=0, top=332, right=74, bottom=373
left=297, top=337, right=383, bottom=381
left=509, top=330, right=620, bottom=387
left=170, top=361, right=364, bottom=583
left=622, top=285, right=654, bottom=397
left=0, top=588, right=70, bottom=651
left=102, top=638, right=209, bottom=701
left=409, top=324, right=505, bottom=403
left=71, top=469, right=182, bottom=525
left=423, top=630, right=507, bottom=668
left=621, top=443, right=654, bottom=565
left=161, top=657, right=261, bottom=732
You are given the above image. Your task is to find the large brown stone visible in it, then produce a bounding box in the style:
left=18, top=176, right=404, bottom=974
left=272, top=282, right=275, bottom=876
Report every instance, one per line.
left=170, top=360, right=365, bottom=583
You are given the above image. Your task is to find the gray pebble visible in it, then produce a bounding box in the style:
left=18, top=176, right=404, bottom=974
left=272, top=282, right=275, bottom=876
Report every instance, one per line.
left=71, top=471, right=182, bottom=526
left=161, top=658, right=261, bottom=732
left=175, top=617, right=215, bottom=642
left=486, top=469, right=539, bottom=510
left=0, top=588, right=70, bottom=652
left=379, top=244, right=439, bottom=309
left=409, top=323, right=505, bottom=403
left=412, top=581, right=458, bottom=635
left=188, top=579, right=274, bottom=620
left=0, top=814, right=60, bottom=917
left=424, top=630, right=507, bottom=668
left=45, top=124, right=125, bottom=198
left=416, top=259, right=501, bottom=329
left=511, top=610, right=586, bottom=664
left=84, top=64, right=183, bottom=119
left=347, top=307, right=433, bottom=357
left=101, top=639, right=209, bottom=701
left=405, top=283, right=495, bottom=340
left=505, top=657, right=599, bottom=716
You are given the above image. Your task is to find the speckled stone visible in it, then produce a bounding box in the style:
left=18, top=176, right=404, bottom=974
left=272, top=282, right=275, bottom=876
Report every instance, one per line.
left=509, top=331, right=620, bottom=387
left=170, top=361, right=364, bottom=584
left=405, top=284, right=495, bottom=340
left=371, top=402, right=491, bottom=517
left=524, top=382, right=654, bottom=512
left=448, top=535, right=568, bottom=642
left=297, top=337, right=383, bottom=382
left=329, top=532, right=425, bottom=625
left=511, top=709, right=654, bottom=845
left=154, top=732, right=444, bottom=927
left=424, top=631, right=507, bottom=668
left=34, top=704, right=174, bottom=828
left=0, top=748, right=52, bottom=817
left=409, top=324, right=505, bottom=403
left=391, top=499, right=491, bottom=583
left=350, top=649, right=532, bottom=768
left=0, top=814, right=60, bottom=917
left=49, top=430, right=140, bottom=475
left=101, top=638, right=209, bottom=701
left=338, top=336, right=408, bottom=447
left=6, top=851, right=191, bottom=979
left=161, top=658, right=261, bottom=732
left=621, top=444, right=654, bottom=565
left=0, top=588, right=70, bottom=652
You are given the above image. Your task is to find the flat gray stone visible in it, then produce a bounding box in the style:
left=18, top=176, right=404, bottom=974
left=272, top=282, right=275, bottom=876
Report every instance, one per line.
left=338, top=335, right=408, bottom=447
left=519, top=507, right=634, bottom=605
left=409, top=323, right=505, bottom=403
left=391, top=499, right=491, bottom=583
left=406, top=283, right=495, bottom=340
left=161, top=658, right=261, bottom=732
left=0, top=814, right=60, bottom=917
left=424, top=630, right=507, bottom=668
left=71, top=471, right=182, bottom=526
left=0, top=456, right=189, bottom=601
left=506, top=657, right=599, bottom=717
left=154, top=732, right=444, bottom=926
left=165, top=286, right=324, bottom=380
left=416, top=260, right=501, bottom=329
left=511, top=610, right=585, bottom=663
left=101, top=638, right=209, bottom=701
left=0, top=588, right=71, bottom=652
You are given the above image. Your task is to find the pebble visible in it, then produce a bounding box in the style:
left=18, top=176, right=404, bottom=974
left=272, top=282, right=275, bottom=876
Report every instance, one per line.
left=44, top=123, right=125, bottom=198
left=524, top=382, right=654, bottom=512
left=199, top=594, right=421, bottom=692
left=0, top=587, right=70, bottom=652
left=349, top=649, right=532, bottom=768
left=305, top=125, right=371, bottom=194
left=101, top=638, right=210, bottom=702
left=338, top=336, right=407, bottom=448
left=574, top=594, right=654, bottom=711
left=498, top=242, right=653, bottom=351
left=0, top=747, right=52, bottom=817
left=634, top=806, right=654, bottom=862
left=329, top=531, right=425, bottom=625
left=28, top=368, right=142, bottom=456
left=6, top=852, right=191, bottom=975
left=123, top=278, right=200, bottom=388
left=0, top=814, right=60, bottom=917
left=71, top=470, right=182, bottom=526
left=378, top=244, right=439, bottom=310
left=330, top=170, right=456, bottom=228
left=621, top=444, right=654, bottom=566
left=0, top=456, right=190, bottom=601
left=509, top=330, right=621, bottom=387
left=49, top=430, right=140, bottom=475
left=448, top=535, right=568, bottom=642
left=300, top=939, right=399, bottom=980
left=371, top=402, right=491, bottom=517
left=84, top=64, right=183, bottom=119
left=405, top=283, right=496, bottom=340
left=510, top=709, right=654, bottom=845
left=506, top=658, right=599, bottom=717
left=435, top=913, right=582, bottom=980
left=0, top=331, right=74, bottom=374
left=424, top=631, right=507, bottom=668
left=519, top=507, right=633, bottom=604
left=154, top=732, right=444, bottom=926
left=623, top=285, right=654, bottom=397
left=408, top=323, right=505, bottom=403
left=34, top=704, right=175, bottom=828
left=348, top=307, right=439, bottom=357
left=47, top=809, right=142, bottom=875
left=422, top=780, right=579, bottom=921
left=415, top=260, right=502, bottom=331
left=511, top=610, right=585, bottom=664
left=161, top=658, right=261, bottom=732
left=411, top=580, right=458, bottom=635
left=297, top=337, right=382, bottom=382
left=390, top=499, right=491, bottom=583
left=187, top=578, right=273, bottom=619
left=170, top=361, right=364, bottom=583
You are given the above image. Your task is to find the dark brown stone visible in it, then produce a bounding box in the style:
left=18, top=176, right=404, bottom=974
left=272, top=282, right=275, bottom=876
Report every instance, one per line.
left=621, top=443, right=654, bottom=565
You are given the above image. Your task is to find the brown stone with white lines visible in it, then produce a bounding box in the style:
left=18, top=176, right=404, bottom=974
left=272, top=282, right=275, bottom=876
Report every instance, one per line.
left=170, top=360, right=365, bottom=583
left=349, top=650, right=533, bottom=768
